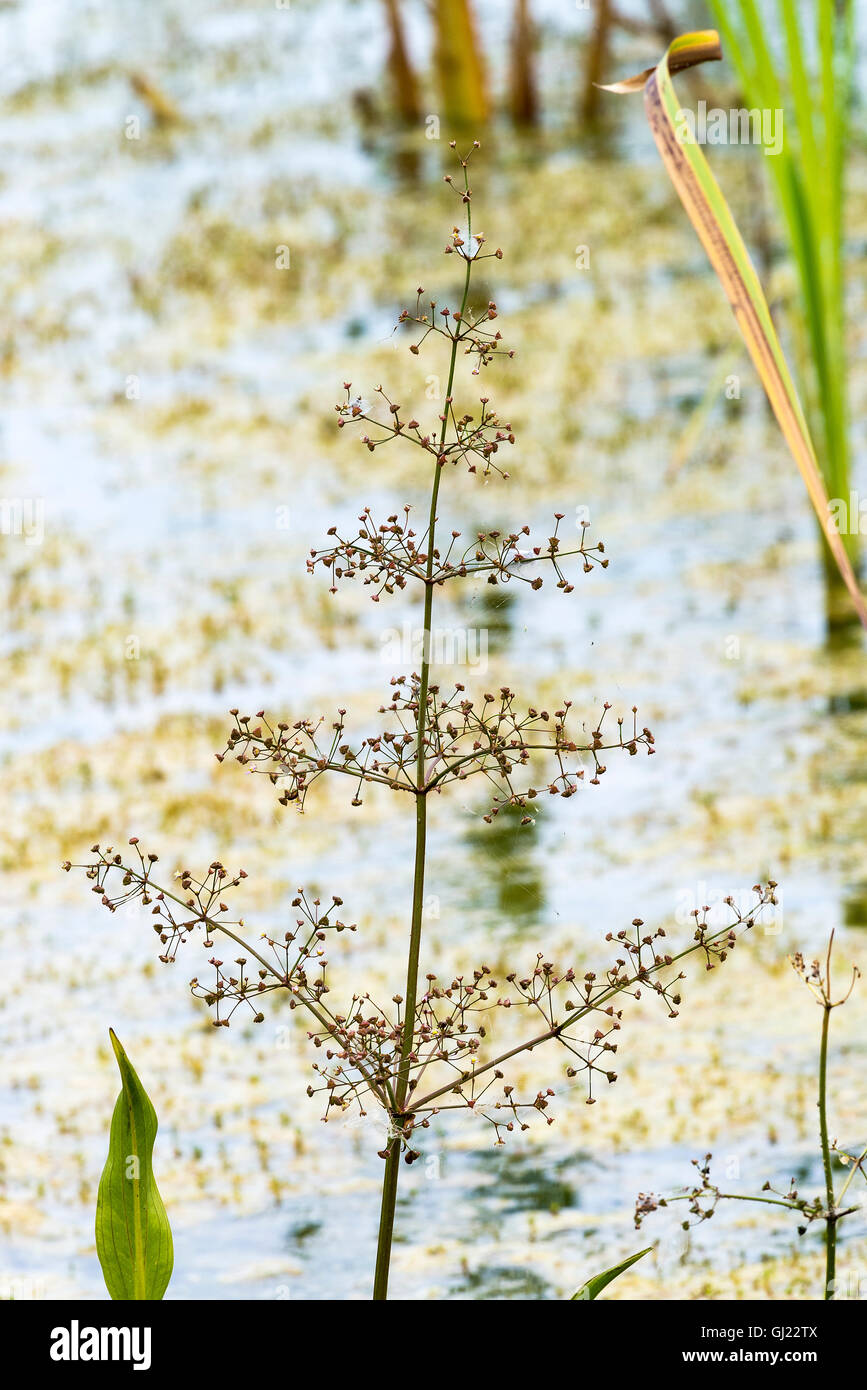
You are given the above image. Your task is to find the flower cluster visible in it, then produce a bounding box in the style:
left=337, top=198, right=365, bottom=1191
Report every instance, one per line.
left=336, top=383, right=515, bottom=477
left=218, top=690, right=654, bottom=816
left=308, top=509, right=608, bottom=599
left=64, top=847, right=776, bottom=1156
left=400, top=279, right=513, bottom=377
left=635, top=1152, right=826, bottom=1234
left=633, top=914, right=867, bottom=1289
left=790, top=936, right=860, bottom=1009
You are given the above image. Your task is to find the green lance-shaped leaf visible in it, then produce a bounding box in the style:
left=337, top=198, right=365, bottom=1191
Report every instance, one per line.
left=571, top=1245, right=652, bottom=1301
left=95, top=1029, right=173, bottom=1300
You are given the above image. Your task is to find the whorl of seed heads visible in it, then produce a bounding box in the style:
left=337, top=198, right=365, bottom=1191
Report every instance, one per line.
left=218, top=693, right=653, bottom=816
left=635, top=1149, right=827, bottom=1232
left=64, top=847, right=776, bottom=1153
left=308, top=509, right=608, bottom=600
left=635, top=927, right=860, bottom=1252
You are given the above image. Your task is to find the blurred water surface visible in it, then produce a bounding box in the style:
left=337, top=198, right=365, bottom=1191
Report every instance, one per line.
left=1, top=0, right=867, bottom=1299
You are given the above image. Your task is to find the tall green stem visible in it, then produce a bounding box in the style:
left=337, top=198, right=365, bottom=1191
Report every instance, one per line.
left=372, top=1138, right=402, bottom=1298
left=371, top=786, right=428, bottom=1301
left=371, top=227, right=474, bottom=1300
left=818, top=1002, right=836, bottom=1299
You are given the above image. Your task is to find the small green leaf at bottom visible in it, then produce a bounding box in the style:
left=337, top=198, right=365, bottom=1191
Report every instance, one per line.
left=95, top=1029, right=173, bottom=1300
left=571, top=1246, right=652, bottom=1301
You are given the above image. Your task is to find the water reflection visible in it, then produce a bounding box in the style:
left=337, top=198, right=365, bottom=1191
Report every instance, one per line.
left=286, top=1219, right=322, bottom=1248
left=464, top=801, right=545, bottom=931
left=449, top=1263, right=553, bottom=1298
left=5, top=0, right=867, bottom=1302
left=469, top=1147, right=579, bottom=1219
left=828, top=685, right=867, bottom=716
left=467, top=580, right=517, bottom=655
left=843, top=883, right=867, bottom=930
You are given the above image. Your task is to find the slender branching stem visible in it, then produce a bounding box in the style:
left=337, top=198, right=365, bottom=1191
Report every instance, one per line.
left=371, top=184, right=474, bottom=1301
left=665, top=1192, right=803, bottom=1213
left=818, top=1000, right=836, bottom=1299
left=639, top=932, right=862, bottom=1299
left=373, top=1141, right=402, bottom=1299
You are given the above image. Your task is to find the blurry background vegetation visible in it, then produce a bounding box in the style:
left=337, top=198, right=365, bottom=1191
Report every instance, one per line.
left=1, top=0, right=867, bottom=1299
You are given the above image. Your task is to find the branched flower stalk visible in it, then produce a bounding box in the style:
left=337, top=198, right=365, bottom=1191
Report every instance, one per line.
left=635, top=931, right=863, bottom=1300
left=65, top=144, right=777, bottom=1301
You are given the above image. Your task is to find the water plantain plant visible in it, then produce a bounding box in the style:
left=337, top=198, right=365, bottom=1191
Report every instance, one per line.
left=67, top=145, right=777, bottom=1300
left=636, top=931, right=864, bottom=1300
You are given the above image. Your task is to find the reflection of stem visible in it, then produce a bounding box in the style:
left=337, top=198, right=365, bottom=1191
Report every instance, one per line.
left=509, top=0, right=537, bottom=127
left=382, top=0, right=420, bottom=124
left=434, top=0, right=489, bottom=128
left=581, top=0, right=613, bottom=125
left=818, top=1001, right=837, bottom=1299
